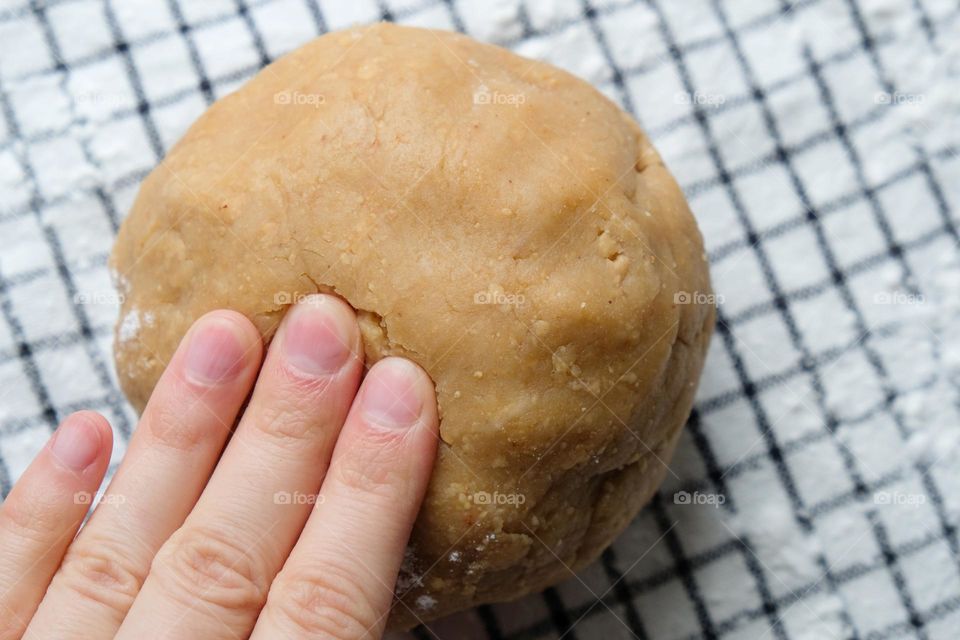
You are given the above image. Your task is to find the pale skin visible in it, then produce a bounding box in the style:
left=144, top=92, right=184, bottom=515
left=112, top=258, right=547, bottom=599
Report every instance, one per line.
left=0, top=294, right=439, bottom=639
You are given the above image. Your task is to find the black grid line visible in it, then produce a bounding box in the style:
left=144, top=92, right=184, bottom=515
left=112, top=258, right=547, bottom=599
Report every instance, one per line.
left=710, top=2, right=941, bottom=635
left=581, top=0, right=635, bottom=117
left=651, top=496, right=722, bottom=639
left=476, top=604, right=506, bottom=640
left=839, top=0, right=960, bottom=565
left=164, top=0, right=218, bottom=105
left=0, top=79, right=102, bottom=434
left=600, top=546, right=650, bottom=640
left=646, top=2, right=861, bottom=637
left=796, top=41, right=947, bottom=630
left=29, top=1, right=123, bottom=233
left=1, top=5, right=949, bottom=237
left=507, top=520, right=958, bottom=640
left=0, top=1, right=867, bottom=165
left=0, top=0, right=845, bottom=155
left=542, top=586, right=580, bottom=640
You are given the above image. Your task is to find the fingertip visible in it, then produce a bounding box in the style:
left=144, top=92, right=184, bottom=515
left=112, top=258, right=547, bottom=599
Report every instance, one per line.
left=71, top=410, right=113, bottom=445
left=285, top=293, right=358, bottom=325
left=408, top=360, right=439, bottom=431
left=201, top=309, right=264, bottom=360
left=202, top=309, right=262, bottom=343
left=391, top=356, right=438, bottom=422
left=307, top=292, right=359, bottom=323
left=181, top=310, right=263, bottom=387
left=361, top=358, right=438, bottom=438
left=278, top=294, right=361, bottom=378
left=49, top=411, right=112, bottom=474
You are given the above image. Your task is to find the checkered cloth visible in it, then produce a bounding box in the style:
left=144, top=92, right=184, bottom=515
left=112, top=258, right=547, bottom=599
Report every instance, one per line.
left=1, top=0, right=959, bottom=638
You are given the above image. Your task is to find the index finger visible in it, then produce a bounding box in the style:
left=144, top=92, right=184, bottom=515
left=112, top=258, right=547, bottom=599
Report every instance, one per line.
left=251, top=357, right=439, bottom=639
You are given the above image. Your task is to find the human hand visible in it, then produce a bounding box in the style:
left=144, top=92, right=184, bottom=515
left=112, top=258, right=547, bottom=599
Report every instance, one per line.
left=0, top=294, right=439, bottom=639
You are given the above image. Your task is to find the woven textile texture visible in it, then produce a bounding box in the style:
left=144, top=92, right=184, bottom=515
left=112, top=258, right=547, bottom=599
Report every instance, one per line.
left=1, top=0, right=959, bottom=638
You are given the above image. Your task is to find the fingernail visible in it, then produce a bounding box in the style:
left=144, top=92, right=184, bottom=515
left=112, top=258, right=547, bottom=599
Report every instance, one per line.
left=184, top=316, right=248, bottom=385
left=362, top=358, right=424, bottom=429
left=50, top=415, right=102, bottom=472
left=282, top=295, right=354, bottom=376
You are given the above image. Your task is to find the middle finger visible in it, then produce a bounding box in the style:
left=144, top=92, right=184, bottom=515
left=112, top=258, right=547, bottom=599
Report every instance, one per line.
left=116, top=294, right=363, bottom=639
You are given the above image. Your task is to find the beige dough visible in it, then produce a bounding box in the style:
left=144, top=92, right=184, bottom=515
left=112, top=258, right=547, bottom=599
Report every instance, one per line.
left=111, top=23, right=715, bottom=629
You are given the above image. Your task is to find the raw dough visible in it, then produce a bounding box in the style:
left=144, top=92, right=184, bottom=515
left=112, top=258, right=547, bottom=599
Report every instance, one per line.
left=111, top=23, right=715, bottom=628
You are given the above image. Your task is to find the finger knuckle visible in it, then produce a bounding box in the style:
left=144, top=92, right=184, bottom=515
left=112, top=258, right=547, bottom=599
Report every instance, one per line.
left=1, top=494, right=59, bottom=545
left=249, top=380, right=339, bottom=446
left=153, top=525, right=268, bottom=614
left=58, top=537, right=145, bottom=618
left=269, top=564, right=380, bottom=637
left=333, top=437, right=405, bottom=499
left=253, top=403, right=322, bottom=444
left=145, top=393, right=220, bottom=451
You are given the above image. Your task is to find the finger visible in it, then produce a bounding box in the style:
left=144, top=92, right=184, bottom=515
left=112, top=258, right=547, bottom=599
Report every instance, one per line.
left=116, top=294, right=363, bottom=640
left=253, top=357, right=439, bottom=639
left=26, top=310, right=263, bottom=640
left=0, top=411, right=112, bottom=639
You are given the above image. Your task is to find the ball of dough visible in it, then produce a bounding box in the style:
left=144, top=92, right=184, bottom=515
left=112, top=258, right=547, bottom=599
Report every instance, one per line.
left=111, top=23, right=714, bottom=628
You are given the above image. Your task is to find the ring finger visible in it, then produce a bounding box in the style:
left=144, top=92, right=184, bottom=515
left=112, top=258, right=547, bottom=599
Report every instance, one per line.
left=26, top=310, right=264, bottom=639
left=116, top=294, right=363, bottom=639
